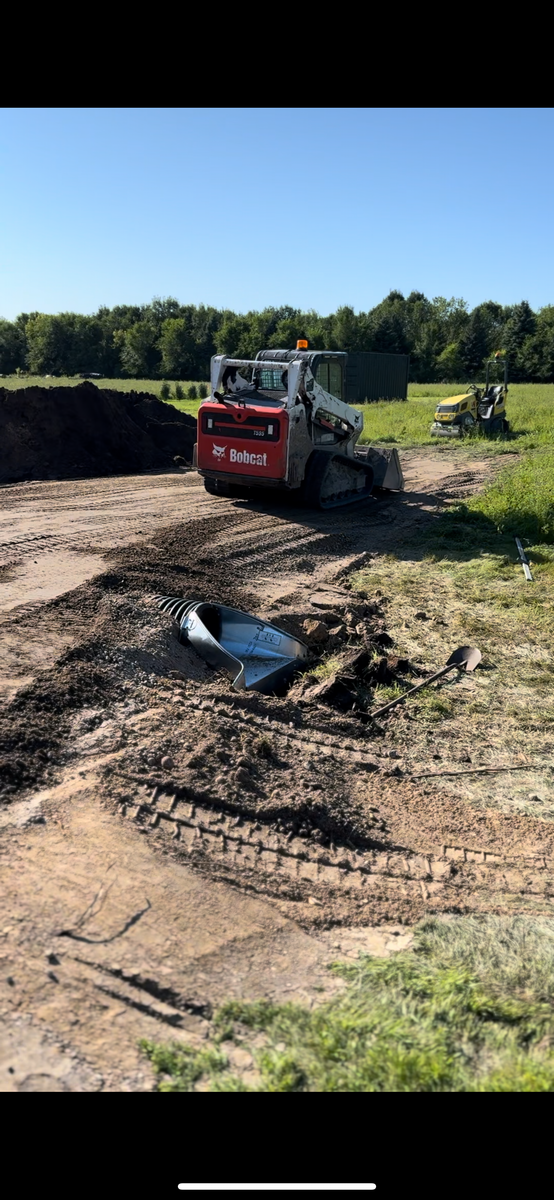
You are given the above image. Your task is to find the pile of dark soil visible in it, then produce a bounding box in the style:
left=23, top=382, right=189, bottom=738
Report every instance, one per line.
left=0, top=382, right=197, bottom=483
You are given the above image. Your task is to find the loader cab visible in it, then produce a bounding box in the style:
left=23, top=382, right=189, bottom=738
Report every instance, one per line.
left=255, top=349, right=347, bottom=405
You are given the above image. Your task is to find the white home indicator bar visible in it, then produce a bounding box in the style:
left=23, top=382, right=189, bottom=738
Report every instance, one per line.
left=178, top=1187, right=376, bottom=1192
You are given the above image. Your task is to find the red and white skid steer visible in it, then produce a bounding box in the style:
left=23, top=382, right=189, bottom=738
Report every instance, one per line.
left=193, top=341, right=404, bottom=510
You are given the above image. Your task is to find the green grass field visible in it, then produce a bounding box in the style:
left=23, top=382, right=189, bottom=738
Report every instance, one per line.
left=168, top=397, right=205, bottom=417
left=142, top=915, right=554, bottom=1091
left=356, top=382, right=554, bottom=453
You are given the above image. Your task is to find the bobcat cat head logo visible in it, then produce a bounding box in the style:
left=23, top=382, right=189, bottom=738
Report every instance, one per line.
left=212, top=444, right=227, bottom=460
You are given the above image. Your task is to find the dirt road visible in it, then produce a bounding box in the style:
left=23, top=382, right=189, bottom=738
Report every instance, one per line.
left=4, top=451, right=551, bottom=1092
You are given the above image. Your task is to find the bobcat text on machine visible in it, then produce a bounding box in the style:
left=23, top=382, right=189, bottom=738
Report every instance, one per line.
left=193, top=341, right=404, bottom=510
left=430, top=356, right=509, bottom=439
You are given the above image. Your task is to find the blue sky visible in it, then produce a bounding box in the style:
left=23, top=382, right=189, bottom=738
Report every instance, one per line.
left=1, top=108, right=553, bottom=320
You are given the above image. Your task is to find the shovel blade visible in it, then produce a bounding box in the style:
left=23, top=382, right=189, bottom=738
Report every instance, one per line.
left=446, top=645, right=481, bottom=672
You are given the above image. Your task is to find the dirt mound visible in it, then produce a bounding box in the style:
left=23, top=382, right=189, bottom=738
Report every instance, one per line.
left=0, top=383, right=197, bottom=483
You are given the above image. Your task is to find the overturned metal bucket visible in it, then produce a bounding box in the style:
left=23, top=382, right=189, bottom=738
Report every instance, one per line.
left=156, top=596, right=309, bottom=693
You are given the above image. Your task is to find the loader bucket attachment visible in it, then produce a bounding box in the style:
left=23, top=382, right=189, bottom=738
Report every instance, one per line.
left=156, top=596, right=309, bottom=693
left=356, top=447, right=404, bottom=490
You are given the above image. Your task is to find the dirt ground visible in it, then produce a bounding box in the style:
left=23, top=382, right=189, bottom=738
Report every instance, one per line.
left=3, top=449, right=554, bottom=1092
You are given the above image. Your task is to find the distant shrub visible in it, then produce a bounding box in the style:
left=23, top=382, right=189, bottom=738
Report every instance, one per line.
left=198, top=383, right=208, bottom=399
left=160, top=382, right=170, bottom=400
left=174, top=383, right=184, bottom=400
left=187, top=384, right=198, bottom=400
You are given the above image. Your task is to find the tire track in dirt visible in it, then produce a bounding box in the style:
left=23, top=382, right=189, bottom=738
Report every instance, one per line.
left=103, top=687, right=554, bottom=925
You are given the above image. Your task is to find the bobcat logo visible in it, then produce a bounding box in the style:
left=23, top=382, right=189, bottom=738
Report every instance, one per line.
left=212, top=444, right=227, bottom=460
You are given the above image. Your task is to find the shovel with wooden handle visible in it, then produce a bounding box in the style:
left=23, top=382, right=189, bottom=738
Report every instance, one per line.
left=369, top=645, right=482, bottom=720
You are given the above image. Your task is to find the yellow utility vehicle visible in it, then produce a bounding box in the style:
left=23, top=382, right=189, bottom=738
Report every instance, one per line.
left=431, top=356, right=509, bottom=438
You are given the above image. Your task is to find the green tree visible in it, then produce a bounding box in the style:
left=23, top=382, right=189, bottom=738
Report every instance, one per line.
left=145, top=296, right=183, bottom=326
left=331, top=306, right=364, bottom=351
left=459, top=308, right=490, bottom=378
left=305, top=311, right=334, bottom=349
left=94, top=305, right=144, bottom=375
left=405, top=297, right=469, bottom=381
left=410, top=326, right=440, bottom=381
left=534, top=306, right=554, bottom=381
left=26, top=314, right=71, bottom=374
left=371, top=312, right=410, bottom=355
left=25, top=313, right=102, bottom=375
left=7, top=293, right=550, bottom=384
left=159, top=317, right=196, bottom=379
left=431, top=297, right=469, bottom=342
left=267, top=317, right=308, bottom=349
left=215, top=316, right=252, bottom=358
left=118, top=322, right=160, bottom=377
left=504, top=301, right=537, bottom=381
left=189, top=305, right=223, bottom=377
left=435, top=341, right=463, bottom=381
left=404, top=292, right=432, bottom=342
left=71, top=315, right=103, bottom=373
left=475, top=300, right=505, bottom=354
left=516, top=305, right=554, bottom=382
left=0, top=319, right=26, bottom=373
left=364, top=292, right=411, bottom=356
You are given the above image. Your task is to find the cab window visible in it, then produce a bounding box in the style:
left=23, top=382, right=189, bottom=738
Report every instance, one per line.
left=315, top=362, right=329, bottom=392
left=315, top=359, right=343, bottom=400
left=329, top=361, right=343, bottom=400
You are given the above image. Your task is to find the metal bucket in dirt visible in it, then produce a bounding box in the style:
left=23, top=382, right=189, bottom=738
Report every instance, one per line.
left=156, top=596, right=309, bottom=693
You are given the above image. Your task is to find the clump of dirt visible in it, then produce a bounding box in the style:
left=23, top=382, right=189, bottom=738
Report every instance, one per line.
left=280, top=595, right=418, bottom=718
left=0, top=382, right=197, bottom=483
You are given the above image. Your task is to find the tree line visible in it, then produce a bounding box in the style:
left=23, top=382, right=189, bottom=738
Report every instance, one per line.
left=0, top=293, right=553, bottom=383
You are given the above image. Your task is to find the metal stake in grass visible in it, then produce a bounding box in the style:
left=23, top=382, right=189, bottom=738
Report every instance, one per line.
left=369, top=646, right=482, bottom=720
left=515, top=538, right=533, bottom=582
